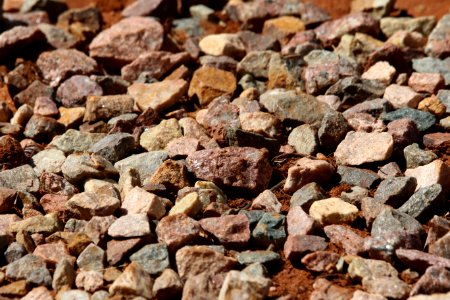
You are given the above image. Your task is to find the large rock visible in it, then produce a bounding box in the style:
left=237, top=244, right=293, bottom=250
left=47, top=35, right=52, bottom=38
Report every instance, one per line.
left=199, top=215, right=250, bottom=247
left=5, top=254, right=52, bottom=286
left=0, top=164, right=39, bottom=193
left=66, top=192, right=120, bottom=220
left=109, top=262, right=154, bottom=299
left=89, top=17, right=164, bottom=67
left=405, top=160, right=450, bottom=193
left=283, top=157, right=334, bottom=193
left=0, top=26, right=45, bottom=60
left=187, top=147, right=272, bottom=193
left=425, top=14, right=450, bottom=58
left=83, top=95, right=134, bottom=122
left=334, top=131, right=393, bottom=166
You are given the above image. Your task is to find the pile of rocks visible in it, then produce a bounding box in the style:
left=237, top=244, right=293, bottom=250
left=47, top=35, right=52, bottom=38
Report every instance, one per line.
left=0, top=0, right=449, bottom=299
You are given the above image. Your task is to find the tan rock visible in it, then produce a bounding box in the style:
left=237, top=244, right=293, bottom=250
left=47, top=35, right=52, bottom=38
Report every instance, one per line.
left=404, top=160, right=450, bottom=192
left=309, top=198, right=359, bottom=225
left=58, top=107, right=85, bottom=128
left=361, top=61, right=396, bottom=85
left=408, top=72, right=445, bottom=94
left=169, top=192, right=203, bottom=217
left=384, top=84, right=422, bottom=109
left=239, top=112, right=281, bottom=138
left=417, top=95, right=447, bottom=117
left=199, top=33, right=246, bottom=58
left=263, top=16, right=305, bottom=44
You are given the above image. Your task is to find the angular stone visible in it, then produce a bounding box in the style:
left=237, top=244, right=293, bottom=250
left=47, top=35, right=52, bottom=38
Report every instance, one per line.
left=199, top=33, right=246, bottom=58
left=199, top=215, right=250, bottom=247
left=156, top=214, right=201, bottom=252
left=58, top=107, right=85, bottom=128
left=411, top=266, right=450, bottom=296
left=33, top=241, right=74, bottom=266
left=140, top=118, right=182, bottom=151
left=309, top=198, right=359, bottom=225
left=425, top=14, right=450, bottom=58
left=129, top=243, right=169, bottom=275
left=90, top=16, right=163, bottom=67
left=52, top=258, right=76, bottom=291
left=199, top=55, right=238, bottom=72
left=0, top=164, right=39, bottom=193
left=374, top=176, right=417, bottom=207
left=61, top=153, right=117, bottom=183
left=380, top=16, right=437, bottom=38
left=418, top=96, right=447, bottom=117
left=66, top=192, right=120, bottom=220
left=404, top=160, right=450, bottom=192
left=239, top=112, right=281, bottom=138
left=324, top=225, right=365, bottom=255
left=10, top=213, right=61, bottom=235
left=115, top=151, right=167, bottom=184
left=398, top=184, right=445, bottom=221
left=284, top=157, right=334, bottom=193
left=286, top=206, right=316, bottom=236
left=404, top=143, right=438, bottom=169
left=106, top=238, right=142, bottom=266
left=31, top=148, right=65, bottom=176
left=153, top=268, right=183, bottom=300
left=250, top=189, right=281, bottom=213
left=412, top=57, right=450, bottom=85
left=33, top=96, right=58, bottom=117
left=236, top=250, right=280, bottom=266
left=310, top=278, right=354, bottom=300
left=284, top=234, right=327, bottom=260
left=57, top=75, right=103, bottom=108
left=408, top=73, right=445, bottom=94
left=82, top=216, right=115, bottom=245
left=109, top=262, right=153, bottom=299
left=75, top=270, right=103, bottom=293
left=187, top=147, right=272, bottom=193
left=361, top=61, right=396, bottom=85
left=108, top=214, right=150, bottom=238
left=90, top=133, right=135, bottom=163
left=237, top=51, right=275, bottom=78
left=77, top=243, right=104, bottom=272
left=362, top=276, right=410, bottom=299
left=348, top=257, right=398, bottom=281
left=84, top=95, right=134, bottom=122
left=22, top=286, right=53, bottom=300
left=314, top=12, right=379, bottom=46
left=60, top=290, right=90, bottom=300
left=287, top=124, right=319, bottom=155
left=5, top=254, right=51, bottom=286
left=188, top=66, right=237, bottom=106
left=387, top=118, right=420, bottom=152
left=37, top=49, right=98, bottom=87
left=0, top=26, right=45, bottom=60
left=335, top=131, right=393, bottom=166
left=301, top=251, right=340, bottom=272
left=263, top=16, right=305, bottom=44
left=218, top=270, right=270, bottom=300
left=0, top=135, right=26, bottom=171
left=182, top=271, right=226, bottom=300
left=169, top=192, right=203, bottom=217
left=175, top=245, right=236, bottom=280
left=396, top=248, right=450, bottom=271
left=429, top=231, right=450, bottom=259
left=24, top=115, right=65, bottom=142
left=167, top=137, right=201, bottom=158
left=122, top=187, right=166, bottom=219
left=129, top=79, right=188, bottom=113
left=290, top=182, right=327, bottom=210
left=384, top=84, right=422, bottom=109
left=252, top=212, right=286, bottom=247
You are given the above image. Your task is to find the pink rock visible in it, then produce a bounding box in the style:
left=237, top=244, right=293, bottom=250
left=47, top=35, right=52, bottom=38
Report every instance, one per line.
left=167, top=137, right=201, bottom=158
left=396, top=248, right=450, bottom=272
left=0, top=26, right=45, bottom=60
left=425, top=14, right=450, bottom=58
left=239, top=112, right=281, bottom=138
left=40, top=194, right=69, bottom=214
left=83, top=216, right=116, bottom=245
left=423, top=132, right=450, bottom=150
left=22, top=286, right=53, bottom=300
left=187, top=147, right=272, bottom=193
left=361, top=61, right=396, bottom=85
left=250, top=189, right=281, bottom=212
left=314, top=12, right=379, bottom=46
left=324, top=225, right=365, bottom=255
left=287, top=205, right=316, bottom=236
left=33, top=241, right=75, bottom=266
left=410, top=266, right=450, bottom=296
left=75, top=270, right=103, bottom=293
left=179, top=117, right=219, bottom=150
left=156, top=214, right=201, bottom=252
left=33, top=97, right=58, bottom=117
left=301, top=251, right=340, bottom=272
left=283, top=157, right=334, bottom=193
left=121, top=187, right=166, bottom=220
left=387, top=118, right=420, bottom=150
left=408, top=72, right=445, bottom=94
left=106, top=238, right=143, bottom=265
left=346, top=112, right=386, bottom=133
left=384, top=84, right=422, bottom=109
left=36, top=49, right=98, bottom=87
left=404, top=160, right=450, bottom=192
left=89, top=17, right=164, bottom=67
left=284, top=234, right=327, bottom=260
left=122, top=0, right=167, bottom=17
left=107, top=214, right=151, bottom=238
left=199, top=215, right=250, bottom=247
left=56, top=75, right=103, bottom=108
left=310, top=278, right=354, bottom=300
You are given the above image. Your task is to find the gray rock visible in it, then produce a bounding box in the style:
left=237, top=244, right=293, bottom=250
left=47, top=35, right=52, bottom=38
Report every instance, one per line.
left=235, top=250, right=281, bottom=266
left=50, top=129, right=106, bottom=154
left=380, top=16, right=437, bottom=37
left=0, top=164, right=39, bottom=193
left=410, top=266, right=450, bottom=296
left=218, top=270, right=271, bottom=300
left=130, top=244, right=170, bottom=275
left=404, top=143, right=438, bottom=169
left=238, top=210, right=265, bottom=227
left=343, top=98, right=392, bottom=118
left=348, top=257, right=398, bottom=281
left=429, top=231, right=450, bottom=259
left=114, top=151, right=168, bottom=184
left=362, top=276, right=410, bottom=299
left=5, top=254, right=52, bottom=286
left=57, top=75, right=103, bottom=107
left=318, top=110, right=351, bottom=153
left=337, top=166, right=380, bottom=189
left=374, top=176, right=417, bottom=207
left=237, top=51, right=275, bottom=78
left=290, top=182, right=327, bottom=210
left=341, top=186, right=369, bottom=206
left=252, top=212, right=286, bottom=247
left=425, top=14, right=450, bottom=58
left=288, top=124, right=319, bottom=155
left=398, top=184, right=445, bottom=222
left=77, top=243, right=105, bottom=272
left=31, top=148, right=66, bottom=175
left=91, top=133, right=135, bottom=163
left=412, top=57, right=450, bottom=85
left=61, top=153, right=117, bottom=183
left=381, top=108, right=436, bottom=132
left=4, top=242, right=26, bottom=263
left=52, top=258, right=76, bottom=291
left=372, top=208, right=424, bottom=239
left=437, top=90, right=450, bottom=113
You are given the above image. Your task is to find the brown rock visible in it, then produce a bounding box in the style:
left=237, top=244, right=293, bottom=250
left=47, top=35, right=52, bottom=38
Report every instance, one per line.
left=418, top=95, right=447, bottom=117
left=83, top=95, right=134, bottom=122
left=33, top=241, right=74, bottom=266
left=199, top=215, right=250, bottom=247
left=36, top=49, right=98, bottom=87
left=310, top=278, right=354, bottom=300
left=324, top=225, right=365, bottom=255
left=109, top=261, right=154, bottom=299
left=186, top=147, right=272, bottom=193
left=167, top=137, right=201, bottom=158
left=106, top=238, right=143, bottom=266
left=33, top=97, right=58, bottom=117
left=199, top=33, right=246, bottom=59
left=396, top=248, right=450, bottom=272
left=263, top=16, right=305, bottom=45
left=284, top=235, right=328, bottom=260
left=156, top=214, right=201, bottom=252
left=0, top=135, right=26, bottom=171
left=188, top=66, right=237, bottom=106
left=57, top=75, right=103, bottom=108
left=175, top=245, right=237, bottom=280
left=301, top=251, right=340, bottom=272
left=0, top=26, right=45, bottom=60
left=89, top=17, right=164, bottom=67
left=57, top=6, right=101, bottom=41
left=13, top=80, right=53, bottom=107
left=423, top=132, right=450, bottom=150
left=39, top=194, right=69, bottom=214
left=148, top=159, right=190, bottom=194
left=410, top=266, right=450, bottom=296
left=0, top=187, right=16, bottom=213
left=23, top=115, right=65, bottom=143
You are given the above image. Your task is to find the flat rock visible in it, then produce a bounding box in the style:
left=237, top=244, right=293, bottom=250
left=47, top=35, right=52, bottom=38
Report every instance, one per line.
left=284, top=234, right=327, bottom=260
left=398, top=184, right=445, bottom=221
left=91, top=133, right=135, bottom=163
left=77, top=243, right=105, bottom=272
left=114, top=151, right=167, bottom=183
left=129, top=243, right=170, bottom=275
left=411, top=266, right=450, bottom=296
left=301, top=251, right=340, bottom=272
left=239, top=112, right=281, bottom=138
left=408, top=73, right=445, bottom=94
left=57, top=75, right=103, bottom=108
left=287, top=205, right=316, bottom=236
left=199, top=215, right=250, bottom=247
left=121, top=186, right=166, bottom=219
left=290, top=182, right=327, bottom=210
left=324, top=225, right=365, bottom=255
left=31, top=148, right=65, bottom=175
left=139, top=118, right=182, bottom=151
left=348, top=257, right=398, bottom=281
left=283, top=157, right=334, bottom=193
left=384, top=84, right=422, bottom=109
left=362, top=276, right=410, bottom=299
left=156, top=214, right=201, bottom=252
left=23, top=115, right=64, bottom=142
left=236, top=250, right=280, bottom=266
left=380, top=16, right=437, bottom=38
left=0, top=164, right=39, bottom=193
left=199, top=33, right=246, bottom=58
left=66, top=192, right=120, bottom=220
left=61, top=153, right=117, bottom=183
left=37, top=49, right=98, bottom=87
left=108, top=214, right=151, bottom=238
left=361, top=61, right=396, bottom=85
left=335, top=131, right=393, bottom=166
left=89, top=16, right=163, bottom=67
left=287, top=124, right=319, bottom=155
left=128, top=79, right=188, bottom=113
left=404, top=143, right=438, bottom=169
left=5, top=254, right=51, bottom=286
left=106, top=238, right=142, bottom=266
left=84, top=95, right=134, bottom=123
left=374, top=176, right=417, bottom=207
left=309, top=198, right=359, bottom=225
left=187, top=147, right=272, bottom=193
left=396, top=248, right=450, bottom=271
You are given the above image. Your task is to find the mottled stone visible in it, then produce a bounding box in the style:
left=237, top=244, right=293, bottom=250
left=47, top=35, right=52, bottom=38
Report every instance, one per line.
left=301, top=251, right=340, bottom=272
left=129, top=243, right=169, bottom=275
left=91, top=133, right=135, bottom=163
left=5, top=254, right=51, bottom=286
left=425, top=14, right=450, bottom=58
left=0, top=135, right=26, bottom=170
left=24, top=115, right=64, bottom=142
left=404, top=160, right=450, bottom=192
left=404, top=143, right=438, bottom=169
left=288, top=124, right=319, bottom=155
left=284, top=157, right=334, bottom=193
left=156, top=214, right=201, bottom=252
left=290, top=182, right=327, bottom=210
left=122, top=187, right=166, bottom=219
left=398, top=184, right=445, bottom=222
left=108, top=214, right=151, bottom=238
left=199, top=215, right=250, bottom=247
left=384, top=84, right=422, bottom=109
left=77, top=243, right=105, bottom=272
left=84, top=95, right=134, bottom=122
left=218, top=270, right=271, bottom=300
left=109, top=262, right=153, bottom=298
left=374, top=176, right=417, bottom=207
left=284, top=235, right=327, bottom=260
left=361, top=61, right=396, bottom=85
left=0, top=164, right=39, bottom=193
left=57, top=75, right=103, bottom=107
left=61, top=153, right=117, bottom=183
left=66, top=192, right=120, bottom=220
left=362, top=276, right=410, bottom=299
left=52, top=258, right=75, bottom=291
left=114, top=151, right=167, bottom=183
left=252, top=212, right=286, bottom=247
left=263, top=16, right=305, bottom=45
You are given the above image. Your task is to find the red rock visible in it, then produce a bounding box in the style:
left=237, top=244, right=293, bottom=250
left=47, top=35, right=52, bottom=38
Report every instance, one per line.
left=36, top=49, right=98, bottom=87
left=284, top=235, right=327, bottom=260
left=199, top=215, right=250, bottom=247
left=40, top=194, right=69, bottom=214
left=33, top=241, right=75, bottom=266
left=186, top=147, right=272, bottom=193
left=324, top=225, right=365, bottom=255
left=0, top=187, right=16, bottom=213
left=314, top=12, right=379, bottom=46
left=286, top=205, right=316, bottom=236
left=301, top=251, right=340, bottom=272
left=89, top=17, right=164, bottom=67
left=423, top=132, right=450, bottom=150
left=0, top=26, right=45, bottom=60
left=395, top=248, right=450, bottom=272
left=167, top=137, right=201, bottom=158
left=156, top=214, right=201, bottom=252
left=0, top=135, right=26, bottom=171
left=106, top=238, right=143, bottom=266
left=408, top=72, right=445, bottom=94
